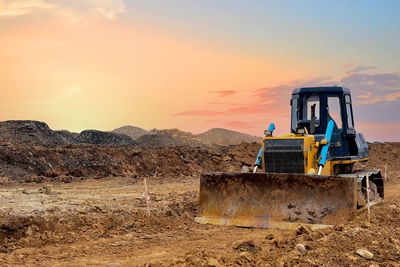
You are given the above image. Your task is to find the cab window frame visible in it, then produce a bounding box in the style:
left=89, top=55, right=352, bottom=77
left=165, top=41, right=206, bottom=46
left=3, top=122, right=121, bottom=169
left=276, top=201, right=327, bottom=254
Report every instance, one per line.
left=291, top=98, right=298, bottom=132
left=345, top=94, right=354, bottom=130
left=303, top=95, right=320, bottom=127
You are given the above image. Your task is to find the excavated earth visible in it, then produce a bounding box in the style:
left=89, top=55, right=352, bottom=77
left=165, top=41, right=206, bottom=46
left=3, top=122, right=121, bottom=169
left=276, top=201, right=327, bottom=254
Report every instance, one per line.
left=0, top=142, right=399, bottom=266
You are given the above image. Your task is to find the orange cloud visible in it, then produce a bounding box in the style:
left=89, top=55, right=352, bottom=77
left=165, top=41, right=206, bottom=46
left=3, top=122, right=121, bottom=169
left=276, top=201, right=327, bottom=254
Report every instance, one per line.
left=209, top=90, right=236, bottom=97
left=172, top=110, right=223, bottom=116
left=225, top=104, right=267, bottom=115
left=0, top=0, right=53, bottom=17
left=0, top=0, right=126, bottom=22
left=358, top=92, right=400, bottom=104
left=342, top=62, right=355, bottom=68
left=358, top=92, right=372, bottom=99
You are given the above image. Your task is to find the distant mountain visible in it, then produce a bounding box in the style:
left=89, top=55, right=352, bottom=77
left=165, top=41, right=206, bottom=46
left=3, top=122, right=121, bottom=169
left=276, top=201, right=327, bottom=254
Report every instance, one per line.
left=196, top=128, right=262, bottom=146
left=150, top=129, right=203, bottom=146
left=133, top=128, right=201, bottom=148
left=111, top=126, right=148, bottom=140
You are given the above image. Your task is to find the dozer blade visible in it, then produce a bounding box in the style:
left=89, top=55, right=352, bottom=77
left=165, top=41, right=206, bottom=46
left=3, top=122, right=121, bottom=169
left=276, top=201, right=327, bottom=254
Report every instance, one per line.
left=195, top=172, right=357, bottom=230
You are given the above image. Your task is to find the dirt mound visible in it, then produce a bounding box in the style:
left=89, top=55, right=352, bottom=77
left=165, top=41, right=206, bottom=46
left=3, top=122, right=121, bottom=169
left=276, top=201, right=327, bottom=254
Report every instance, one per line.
left=0, top=121, right=137, bottom=147
left=172, top=199, right=400, bottom=266
left=111, top=126, right=148, bottom=140
left=197, top=128, right=262, bottom=146
left=1, top=140, right=398, bottom=183
left=0, top=142, right=260, bottom=181
left=75, top=130, right=135, bottom=145
left=355, top=142, right=400, bottom=182
left=0, top=120, right=262, bottom=148
left=135, top=133, right=183, bottom=148
left=0, top=120, right=76, bottom=146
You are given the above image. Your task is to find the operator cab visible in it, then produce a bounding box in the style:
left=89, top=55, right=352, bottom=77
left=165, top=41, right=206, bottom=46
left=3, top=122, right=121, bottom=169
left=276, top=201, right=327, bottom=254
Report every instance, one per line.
left=291, top=86, right=368, bottom=160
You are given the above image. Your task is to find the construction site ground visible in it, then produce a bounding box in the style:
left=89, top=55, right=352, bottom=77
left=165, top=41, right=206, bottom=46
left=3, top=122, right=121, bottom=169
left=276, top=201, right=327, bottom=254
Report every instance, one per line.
left=0, top=174, right=399, bottom=266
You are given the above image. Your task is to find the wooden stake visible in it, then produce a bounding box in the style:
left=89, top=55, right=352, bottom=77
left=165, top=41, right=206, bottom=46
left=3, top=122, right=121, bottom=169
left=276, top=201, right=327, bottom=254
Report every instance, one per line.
left=384, top=164, right=387, bottom=182
left=366, top=173, right=371, bottom=223
left=144, top=178, right=150, bottom=216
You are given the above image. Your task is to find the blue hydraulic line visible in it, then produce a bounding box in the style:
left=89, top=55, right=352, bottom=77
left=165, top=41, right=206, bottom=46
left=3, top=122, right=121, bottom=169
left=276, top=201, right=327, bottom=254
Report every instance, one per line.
left=254, top=147, right=263, bottom=167
left=253, top=123, right=275, bottom=173
left=268, top=123, right=275, bottom=133
left=318, top=120, right=334, bottom=175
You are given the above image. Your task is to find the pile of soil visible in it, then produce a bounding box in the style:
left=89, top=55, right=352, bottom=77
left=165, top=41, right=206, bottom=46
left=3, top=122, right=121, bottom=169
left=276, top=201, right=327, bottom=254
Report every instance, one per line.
left=0, top=120, right=262, bottom=148
left=364, top=142, right=400, bottom=179
left=75, top=130, right=135, bottom=145
left=135, top=134, right=187, bottom=148
left=0, top=121, right=76, bottom=146
left=1, top=132, right=399, bottom=184
left=0, top=142, right=260, bottom=181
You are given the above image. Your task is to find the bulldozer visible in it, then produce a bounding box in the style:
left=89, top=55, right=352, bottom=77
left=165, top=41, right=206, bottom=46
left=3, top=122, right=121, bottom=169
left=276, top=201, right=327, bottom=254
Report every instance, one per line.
left=196, top=86, right=384, bottom=230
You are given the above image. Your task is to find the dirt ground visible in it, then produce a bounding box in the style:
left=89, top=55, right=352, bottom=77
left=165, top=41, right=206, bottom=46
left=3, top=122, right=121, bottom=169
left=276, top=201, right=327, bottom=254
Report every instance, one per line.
left=0, top=174, right=399, bottom=266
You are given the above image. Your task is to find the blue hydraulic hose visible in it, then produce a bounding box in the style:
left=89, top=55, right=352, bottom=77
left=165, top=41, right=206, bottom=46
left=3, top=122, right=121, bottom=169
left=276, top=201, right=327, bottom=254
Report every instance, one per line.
left=254, top=123, right=275, bottom=172
left=318, top=120, right=334, bottom=173
left=268, top=123, right=275, bottom=132
left=254, top=147, right=263, bottom=167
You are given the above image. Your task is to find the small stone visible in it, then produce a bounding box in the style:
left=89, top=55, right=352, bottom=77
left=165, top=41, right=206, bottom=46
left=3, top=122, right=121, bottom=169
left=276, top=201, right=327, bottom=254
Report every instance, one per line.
left=207, top=258, right=222, bottom=267
left=39, top=185, right=52, bottom=195
left=356, top=249, right=373, bottom=260
left=173, top=258, right=185, bottom=264
left=319, top=235, right=329, bottom=242
left=295, top=243, right=306, bottom=253
left=232, top=240, right=260, bottom=253
left=239, top=252, right=252, bottom=261
left=25, top=226, right=33, bottom=236
left=0, top=177, right=8, bottom=184
left=265, top=233, right=274, bottom=240
left=334, top=225, right=344, bottom=231
left=296, top=226, right=311, bottom=235
left=22, top=189, right=33, bottom=194
left=77, top=209, right=86, bottom=214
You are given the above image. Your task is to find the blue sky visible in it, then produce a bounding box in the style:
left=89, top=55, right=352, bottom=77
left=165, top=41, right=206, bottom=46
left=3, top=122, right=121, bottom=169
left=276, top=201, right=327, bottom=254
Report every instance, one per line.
left=125, top=0, right=400, bottom=72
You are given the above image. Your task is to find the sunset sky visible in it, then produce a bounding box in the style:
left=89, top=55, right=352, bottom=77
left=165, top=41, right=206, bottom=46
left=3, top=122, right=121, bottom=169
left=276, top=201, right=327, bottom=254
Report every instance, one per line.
left=1, top=1, right=399, bottom=141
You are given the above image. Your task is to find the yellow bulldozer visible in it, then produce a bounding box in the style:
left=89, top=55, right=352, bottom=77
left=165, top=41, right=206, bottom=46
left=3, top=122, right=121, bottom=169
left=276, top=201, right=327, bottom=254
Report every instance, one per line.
left=196, top=86, right=384, bottom=230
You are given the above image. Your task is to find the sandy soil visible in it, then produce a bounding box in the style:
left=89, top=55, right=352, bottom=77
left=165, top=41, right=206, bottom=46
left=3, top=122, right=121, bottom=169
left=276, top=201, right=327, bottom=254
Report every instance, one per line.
left=0, top=175, right=399, bottom=266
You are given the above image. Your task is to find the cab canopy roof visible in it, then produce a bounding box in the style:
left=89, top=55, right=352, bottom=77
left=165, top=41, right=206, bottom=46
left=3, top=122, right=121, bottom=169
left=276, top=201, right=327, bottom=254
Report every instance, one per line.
left=292, top=86, right=350, bottom=95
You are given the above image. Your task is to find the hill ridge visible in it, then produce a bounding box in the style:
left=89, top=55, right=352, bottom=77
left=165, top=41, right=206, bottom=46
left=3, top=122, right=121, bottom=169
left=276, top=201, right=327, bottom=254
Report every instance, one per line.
left=0, top=120, right=262, bottom=147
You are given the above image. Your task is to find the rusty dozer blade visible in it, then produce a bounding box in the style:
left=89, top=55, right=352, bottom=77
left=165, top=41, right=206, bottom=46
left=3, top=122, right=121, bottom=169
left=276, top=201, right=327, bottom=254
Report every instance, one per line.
left=195, top=172, right=358, bottom=230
